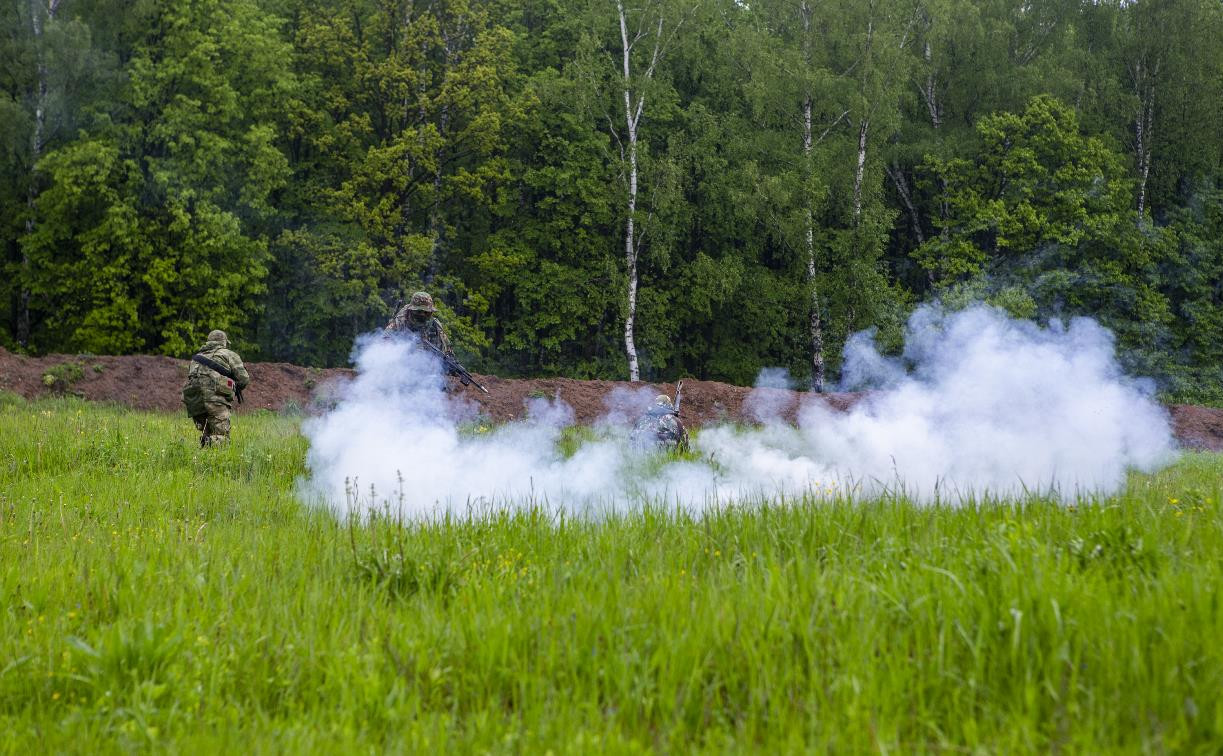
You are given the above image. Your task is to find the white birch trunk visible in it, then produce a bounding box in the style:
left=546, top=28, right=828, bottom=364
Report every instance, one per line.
left=800, top=0, right=824, bottom=392
left=804, top=94, right=825, bottom=393
left=619, top=0, right=641, bottom=382
left=920, top=14, right=947, bottom=257
left=852, top=118, right=868, bottom=223
left=922, top=40, right=941, bottom=129
left=1133, top=59, right=1157, bottom=222
left=612, top=0, right=675, bottom=381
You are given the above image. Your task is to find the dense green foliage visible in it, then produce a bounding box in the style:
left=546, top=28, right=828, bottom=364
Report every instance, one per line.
left=3, top=397, right=1223, bottom=749
left=3, top=0, right=1222, bottom=396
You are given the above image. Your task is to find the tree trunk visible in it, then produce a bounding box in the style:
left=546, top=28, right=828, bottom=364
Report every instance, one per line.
left=804, top=93, right=825, bottom=393
left=920, top=20, right=947, bottom=261
left=1133, top=58, right=1158, bottom=222
left=621, top=94, right=641, bottom=382
left=800, top=1, right=824, bottom=392
left=921, top=40, right=941, bottom=129
left=802, top=103, right=823, bottom=393
left=19, top=0, right=59, bottom=348
left=618, top=0, right=641, bottom=382
left=612, top=0, right=673, bottom=381
left=886, top=162, right=924, bottom=245
left=852, top=119, right=869, bottom=224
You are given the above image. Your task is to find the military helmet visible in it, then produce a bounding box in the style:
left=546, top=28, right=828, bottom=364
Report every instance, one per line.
left=647, top=394, right=675, bottom=416
left=207, top=329, right=228, bottom=346
left=405, top=291, right=437, bottom=313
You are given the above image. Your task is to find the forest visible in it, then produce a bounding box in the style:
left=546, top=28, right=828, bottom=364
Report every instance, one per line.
left=3, top=0, right=1222, bottom=400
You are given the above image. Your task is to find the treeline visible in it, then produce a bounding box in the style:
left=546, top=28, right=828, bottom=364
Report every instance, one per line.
left=4, top=0, right=1222, bottom=399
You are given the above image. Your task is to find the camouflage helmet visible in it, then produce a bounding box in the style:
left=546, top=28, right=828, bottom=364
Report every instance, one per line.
left=648, top=394, right=675, bottom=414
left=207, top=329, right=228, bottom=346
left=405, top=291, right=437, bottom=313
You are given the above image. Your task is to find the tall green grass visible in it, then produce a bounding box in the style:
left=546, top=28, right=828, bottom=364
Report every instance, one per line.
left=2, top=395, right=1221, bottom=752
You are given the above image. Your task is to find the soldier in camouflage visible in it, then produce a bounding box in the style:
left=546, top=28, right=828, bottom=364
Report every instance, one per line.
left=384, top=291, right=455, bottom=360
left=631, top=394, right=690, bottom=453
left=181, top=330, right=251, bottom=447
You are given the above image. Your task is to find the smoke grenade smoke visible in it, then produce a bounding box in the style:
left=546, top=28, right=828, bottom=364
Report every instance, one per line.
left=302, top=305, right=1176, bottom=516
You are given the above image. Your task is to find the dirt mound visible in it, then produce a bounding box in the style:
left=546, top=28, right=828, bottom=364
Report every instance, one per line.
left=461, top=374, right=864, bottom=428
left=3, top=347, right=1221, bottom=450
left=1167, top=405, right=1223, bottom=451
left=0, top=348, right=353, bottom=414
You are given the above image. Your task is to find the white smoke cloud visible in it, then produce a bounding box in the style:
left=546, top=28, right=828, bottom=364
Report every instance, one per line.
left=813, top=304, right=1176, bottom=497
left=302, top=305, right=1177, bottom=516
left=744, top=367, right=797, bottom=422
left=598, top=385, right=662, bottom=428
left=839, top=328, right=906, bottom=390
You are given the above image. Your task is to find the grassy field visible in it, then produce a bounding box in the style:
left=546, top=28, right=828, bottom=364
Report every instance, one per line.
left=2, top=394, right=1221, bottom=753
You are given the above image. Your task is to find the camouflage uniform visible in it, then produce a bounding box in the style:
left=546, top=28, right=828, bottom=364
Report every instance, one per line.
left=384, top=291, right=455, bottom=360
left=631, top=395, right=690, bottom=453
left=181, top=330, right=251, bottom=447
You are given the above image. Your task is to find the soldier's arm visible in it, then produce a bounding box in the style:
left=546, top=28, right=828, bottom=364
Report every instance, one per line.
left=227, top=351, right=251, bottom=389
left=384, top=306, right=407, bottom=332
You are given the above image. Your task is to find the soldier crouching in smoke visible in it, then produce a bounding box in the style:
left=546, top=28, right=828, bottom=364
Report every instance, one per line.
left=631, top=391, right=690, bottom=454
left=181, top=330, right=250, bottom=447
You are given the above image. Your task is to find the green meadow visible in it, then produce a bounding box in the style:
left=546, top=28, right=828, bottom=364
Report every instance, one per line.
left=2, top=395, right=1221, bottom=752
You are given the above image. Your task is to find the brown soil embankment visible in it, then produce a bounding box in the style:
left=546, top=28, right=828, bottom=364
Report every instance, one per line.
left=3, top=348, right=1221, bottom=451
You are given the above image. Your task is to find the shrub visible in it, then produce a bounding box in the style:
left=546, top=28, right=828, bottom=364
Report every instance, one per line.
left=41, top=363, right=85, bottom=394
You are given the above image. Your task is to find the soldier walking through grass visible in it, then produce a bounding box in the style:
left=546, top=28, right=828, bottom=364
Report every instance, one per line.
left=181, top=330, right=250, bottom=447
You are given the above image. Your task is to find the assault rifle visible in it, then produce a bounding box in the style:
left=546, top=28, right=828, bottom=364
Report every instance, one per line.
left=420, top=338, right=490, bottom=395
left=673, top=380, right=684, bottom=415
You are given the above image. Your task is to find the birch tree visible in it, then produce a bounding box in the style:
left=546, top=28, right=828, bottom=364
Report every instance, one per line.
left=1121, top=1, right=1169, bottom=223
left=797, top=0, right=834, bottom=390
left=845, top=0, right=919, bottom=225
left=1115, top=0, right=1218, bottom=222
left=741, top=0, right=910, bottom=390
left=605, top=0, right=687, bottom=382
left=808, top=0, right=916, bottom=388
